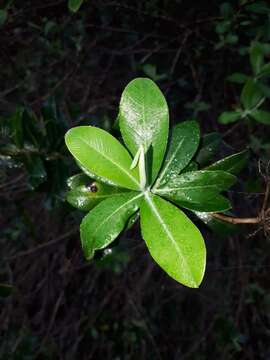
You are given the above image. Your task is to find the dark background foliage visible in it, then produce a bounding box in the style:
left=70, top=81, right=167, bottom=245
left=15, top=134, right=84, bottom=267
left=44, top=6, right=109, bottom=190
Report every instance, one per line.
left=1, top=0, right=270, bottom=359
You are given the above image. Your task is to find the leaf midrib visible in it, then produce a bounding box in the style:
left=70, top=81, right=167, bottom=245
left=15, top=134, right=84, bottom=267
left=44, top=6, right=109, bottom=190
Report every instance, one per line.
left=155, top=184, right=223, bottom=192
left=144, top=193, right=196, bottom=286
left=79, top=137, right=140, bottom=188
left=92, top=193, right=143, bottom=240
left=154, top=138, right=185, bottom=188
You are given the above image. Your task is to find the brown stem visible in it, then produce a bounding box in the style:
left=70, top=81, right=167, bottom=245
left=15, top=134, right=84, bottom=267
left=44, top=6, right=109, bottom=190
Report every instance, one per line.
left=212, top=213, right=262, bottom=225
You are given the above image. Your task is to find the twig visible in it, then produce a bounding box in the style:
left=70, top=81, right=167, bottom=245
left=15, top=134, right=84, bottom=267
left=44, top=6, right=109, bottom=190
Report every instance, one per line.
left=212, top=213, right=261, bottom=224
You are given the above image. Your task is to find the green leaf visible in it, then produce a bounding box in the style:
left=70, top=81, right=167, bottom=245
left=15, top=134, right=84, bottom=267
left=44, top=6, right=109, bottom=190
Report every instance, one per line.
left=181, top=161, right=198, bottom=173
left=65, top=126, right=140, bottom=190
left=0, top=284, right=13, bottom=297
left=240, top=79, right=264, bottom=109
left=258, top=63, right=270, bottom=78
left=0, top=9, right=7, bottom=26
left=118, top=78, right=169, bottom=184
left=67, top=173, right=90, bottom=189
left=196, top=132, right=222, bottom=166
left=155, top=170, right=236, bottom=212
left=227, top=73, right=250, bottom=84
left=218, top=111, right=241, bottom=124
left=246, top=1, right=270, bottom=14
left=250, top=109, right=270, bottom=125
left=80, top=192, right=142, bottom=259
left=140, top=193, right=206, bottom=288
left=250, top=42, right=264, bottom=75
left=23, top=155, right=47, bottom=189
left=10, top=107, right=24, bottom=148
left=68, top=0, right=84, bottom=12
left=154, top=121, right=200, bottom=188
left=66, top=175, right=127, bottom=211
left=206, top=150, right=249, bottom=175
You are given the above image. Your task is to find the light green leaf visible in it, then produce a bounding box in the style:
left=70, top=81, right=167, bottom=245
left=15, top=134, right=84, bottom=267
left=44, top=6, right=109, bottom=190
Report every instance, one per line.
left=218, top=111, right=241, bottom=124
left=154, top=121, right=200, bottom=188
left=68, top=0, right=84, bottom=12
left=65, top=126, right=140, bottom=190
left=140, top=193, right=206, bottom=288
left=119, top=78, right=169, bottom=184
left=206, top=150, right=249, bottom=175
left=66, top=175, right=127, bottom=211
left=250, top=109, right=270, bottom=125
left=154, top=170, right=236, bottom=212
left=80, top=192, right=142, bottom=259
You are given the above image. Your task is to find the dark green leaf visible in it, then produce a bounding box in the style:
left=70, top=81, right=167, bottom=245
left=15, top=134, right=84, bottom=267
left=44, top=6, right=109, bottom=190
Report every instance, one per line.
left=10, top=107, right=24, bottom=148
left=240, top=79, right=264, bottom=109
left=258, top=63, right=270, bottom=78
left=246, top=1, right=270, bottom=14
left=154, top=121, right=200, bottom=188
left=250, top=109, right=270, bottom=125
left=250, top=42, right=264, bottom=75
left=206, top=150, right=249, bottom=175
left=0, top=284, right=13, bottom=297
left=140, top=193, right=206, bottom=288
left=196, top=132, right=222, bottom=166
left=227, top=73, right=250, bottom=84
left=0, top=9, right=7, bottom=26
left=80, top=192, right=142, bottom=259
left=23, top=155, right=47, bottom=189
left=68, top=0, right=84, bottom=12
left=155, top=170, right=236, bottom=212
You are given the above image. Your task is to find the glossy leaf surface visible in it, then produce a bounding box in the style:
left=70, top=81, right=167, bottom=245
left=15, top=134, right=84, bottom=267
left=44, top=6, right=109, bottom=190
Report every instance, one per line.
left=119, top=78, right=169, bottom=184
left=65, top=126, right=140, bottom=190
left=250, top=42, right=264, bottom=75
left=154, top=121, right=200, bottom=188
left=80, top=192, right=142, bottom=259
left=66, top=175, right=127, bottom=211
left=140, top=194, right=206, bottom=288
left=206, top=150, right=249, bottom=175
left=155, top=170, right=236, bottom=212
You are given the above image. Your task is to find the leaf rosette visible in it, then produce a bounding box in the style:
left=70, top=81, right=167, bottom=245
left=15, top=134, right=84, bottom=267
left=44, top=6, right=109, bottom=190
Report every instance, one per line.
left=65, top=78, right=242, bottom=288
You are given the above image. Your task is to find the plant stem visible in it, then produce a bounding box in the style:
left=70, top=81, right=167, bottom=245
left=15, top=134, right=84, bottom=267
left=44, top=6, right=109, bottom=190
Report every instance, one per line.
left=212, top=213, right=261, bottom=224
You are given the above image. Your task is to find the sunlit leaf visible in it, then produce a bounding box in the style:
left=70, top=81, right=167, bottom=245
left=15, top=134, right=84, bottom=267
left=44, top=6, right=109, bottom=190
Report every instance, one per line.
left=65, top=126, right=140, bottom=190
left=140, top=193, right=206, bottom=288
left=119, top=78, right=169, bottom=184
